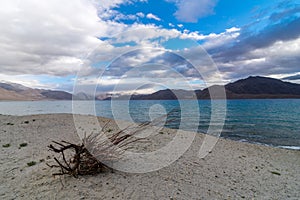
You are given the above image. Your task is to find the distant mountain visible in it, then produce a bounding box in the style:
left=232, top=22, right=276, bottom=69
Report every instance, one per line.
left=105, top=89, right=196, bottom=100
left=0, top=82, right=28, bottom=92
left=131, top=89, right=196, bottom=100
left=197, top=76, right=300, bottom=99
left=0, top=87, right=30, bottom=101
left=109, top=76, right=300, bottom=100
left=73, top=92, right=94, bottom=100
left=1, top=76, right=300, bottom=101
left=0, top=82, right=74, bottom=101
left=40, top=90, right=72, bottom=100
left=228, top=76, right=300, bottom=94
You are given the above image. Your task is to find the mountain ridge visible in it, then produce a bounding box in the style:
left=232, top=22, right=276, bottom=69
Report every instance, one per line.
left=1, top=76, right=300, bottom=101
left=108, top=76, right=300, bottom=100
left=0, top=82, right=73, bottom=101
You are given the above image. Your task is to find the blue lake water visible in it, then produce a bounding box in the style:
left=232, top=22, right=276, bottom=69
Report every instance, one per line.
left=0, top=99, right=300, bottom=149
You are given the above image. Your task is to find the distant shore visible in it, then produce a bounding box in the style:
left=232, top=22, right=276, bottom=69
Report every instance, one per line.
left=0, top=114, right=299, bottom=199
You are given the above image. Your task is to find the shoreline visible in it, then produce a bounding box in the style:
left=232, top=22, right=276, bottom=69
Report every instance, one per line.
left=1, top=113, right=299, bottom=151
left=0, top=114, right=299, bottom=199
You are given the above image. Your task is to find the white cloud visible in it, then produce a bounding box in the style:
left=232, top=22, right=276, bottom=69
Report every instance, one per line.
left=76, top=75, right=160, bottom=95
left=136, top=12, right=145, bottom=18
left=226, top=27, right=241, bottom=33
left=0, top=0, right=105, bottom=76
left=109, top=24, right=181, bottom=44
left=0, top=74, right=58, bottom=89
left=216, top=36, right=300, bottom=80
left=179, top=27, right=241, bottom=49
left=202, top=27, right=241, bottom=49
left=0, top=0, right=145, bottom=78
left=114, top=13, right=138, bottom=21
left=146, top=13, right=161, bottom=21
left=169, top=0, right=218, bottom=22
left=92, top=0, right=130, bottom=12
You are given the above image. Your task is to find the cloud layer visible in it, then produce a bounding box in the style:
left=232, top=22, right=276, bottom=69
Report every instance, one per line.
left=167, top=0, right=218, bottom=22
left=0, top=0, right=103, bottom=76
left=0, top=0, right=299, bottom=92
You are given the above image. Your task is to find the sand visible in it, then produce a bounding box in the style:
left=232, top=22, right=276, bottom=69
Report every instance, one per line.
left=0, top=114, right=299, bottom=199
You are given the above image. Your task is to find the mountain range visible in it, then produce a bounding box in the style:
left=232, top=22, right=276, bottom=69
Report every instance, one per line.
left=195, top=76, right=300, bottom=99
left=0, top=76, right=300, bottom=101
left=108, top=76, right=300, bottom=100
left=0, top=82, right=72, bottom=101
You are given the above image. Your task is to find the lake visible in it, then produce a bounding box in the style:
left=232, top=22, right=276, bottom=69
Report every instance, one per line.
left=0, top=99, right=299, bottom=149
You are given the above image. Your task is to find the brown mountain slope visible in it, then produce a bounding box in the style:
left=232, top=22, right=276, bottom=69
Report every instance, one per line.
left=0, top=82, right=73, bottom=101
left=0, top=87, right=32, bottom=101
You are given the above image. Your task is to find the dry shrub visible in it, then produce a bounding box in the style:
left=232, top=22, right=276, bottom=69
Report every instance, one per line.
left=47, top=110, right=178, bottom=177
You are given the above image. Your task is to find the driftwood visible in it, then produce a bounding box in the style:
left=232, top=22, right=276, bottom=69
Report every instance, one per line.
left=47, top=140, right=109, bottom=177
left=47, top=109, right=179, bottom=177
left=47, top=126, right=140, bottom=177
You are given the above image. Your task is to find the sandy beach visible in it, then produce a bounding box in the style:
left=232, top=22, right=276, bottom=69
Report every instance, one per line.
left=0, top=114, right=299, bottom=199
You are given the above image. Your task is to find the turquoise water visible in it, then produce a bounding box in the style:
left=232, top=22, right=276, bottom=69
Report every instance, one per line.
left=0, top=99, right=299, bottom=149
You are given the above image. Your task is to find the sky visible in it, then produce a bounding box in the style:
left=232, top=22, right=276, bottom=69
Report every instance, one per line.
left=0, top=0, right=300, bottom=95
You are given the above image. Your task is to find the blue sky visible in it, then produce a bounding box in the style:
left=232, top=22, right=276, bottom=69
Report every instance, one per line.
left=0, top=0, right=299, bottom=94
left=114, top=0, right=274, bottom=34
